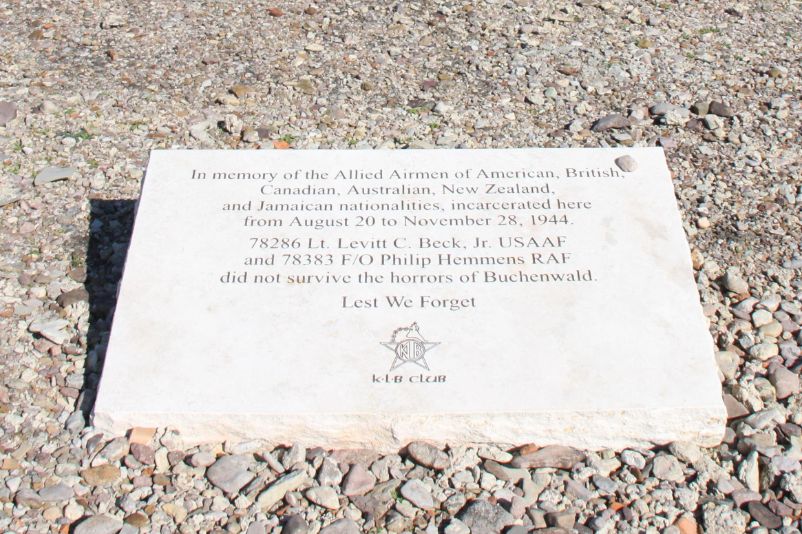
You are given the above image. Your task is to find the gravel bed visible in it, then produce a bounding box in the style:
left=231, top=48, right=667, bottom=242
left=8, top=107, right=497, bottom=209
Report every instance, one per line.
left=0, top=0, right=800, bottom=532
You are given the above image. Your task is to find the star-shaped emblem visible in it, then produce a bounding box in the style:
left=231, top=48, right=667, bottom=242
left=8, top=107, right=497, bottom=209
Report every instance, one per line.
left=381, top=323, right=439, bottom=371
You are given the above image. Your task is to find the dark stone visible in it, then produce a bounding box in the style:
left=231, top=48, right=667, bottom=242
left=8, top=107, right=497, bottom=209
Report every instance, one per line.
left=590, top=113, right=629, bottom=132
left=685, top=118, right=704, bottom=132
left=57, top=287, right=89, bottom=308
left=407, top=98, right=435, bottom=111
left=129, top=443, right=155, bottom=465
left=457, top=499, right=515, bottom=534
left=747, top=501, right=781, bottom=529
left=709, top=101, right=735, bottom=117
left=281, top=514, right=310, bottom=534
left=768, top=499, right=794, bottom=517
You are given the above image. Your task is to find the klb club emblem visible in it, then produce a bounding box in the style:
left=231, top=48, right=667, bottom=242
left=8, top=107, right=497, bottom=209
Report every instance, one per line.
left=381, top=322, right=440, bottom=371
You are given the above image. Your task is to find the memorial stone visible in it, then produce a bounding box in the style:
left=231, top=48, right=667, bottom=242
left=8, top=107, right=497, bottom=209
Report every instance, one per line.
left=94, top=148, right=726, bottom=450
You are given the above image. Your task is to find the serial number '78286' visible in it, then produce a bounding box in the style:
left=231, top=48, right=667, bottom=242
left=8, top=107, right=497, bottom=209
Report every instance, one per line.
left=249, top=237, right=326, bottom=249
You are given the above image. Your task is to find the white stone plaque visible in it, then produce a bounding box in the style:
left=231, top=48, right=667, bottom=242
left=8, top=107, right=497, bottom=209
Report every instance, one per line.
left=94, top=148, right=726, bottom=450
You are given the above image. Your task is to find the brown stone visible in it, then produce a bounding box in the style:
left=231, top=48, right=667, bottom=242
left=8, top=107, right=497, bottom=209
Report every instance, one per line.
left=722, top=394, right=749, bottom=419
left=747, top=501, right=781, bottom=529
left=511, top=445, right=585, bottom=470
left=130, top=443, right=155, bottom=465
left=230, top=84, right=255, bottom=99
left=675, top=516, right=698, bottom=534
left=81, top=464, right=121, bottom=486
left=57, top=287, right=89, bottom=308
left=556, top=65, right=580, bottom=75
left=125, top=512, right=149, bottom=528
left=128, top=427, right=156, bottom=445
left=591, top=113, right=629, bottom=132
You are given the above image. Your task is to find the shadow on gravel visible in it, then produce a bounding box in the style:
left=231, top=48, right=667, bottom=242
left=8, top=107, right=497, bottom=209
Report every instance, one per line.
left=79, top=199, right=137, bottom=419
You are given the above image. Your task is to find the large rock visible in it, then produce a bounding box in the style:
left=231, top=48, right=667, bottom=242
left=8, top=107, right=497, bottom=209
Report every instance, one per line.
left=400, top=479, right=434, bottom=510
left=34, top=166, right=76, bottom=186
left=38, top=483, right=73, bottom=502
left=28, top=317, right=70, bottom=345
left=281, top=515, right=309, bottom=534
left=0, top=101, right=17, bottom=125
left=305, top=486, right=340, bottom=510
left=81, top=464, right=121, bottom=486
left=256, top=470, right=307, bottom=510
left=703, top=503, right=748, bottom=534
left=205, top=455, right=253, bottom=494
left=652, top=454, right=685, bottom=482
left=74, top=515, right=124, bottom=534
left=457, top=499, right=514, bottom=534
left=769, top=365, right=800, bottom=399
left=511, top=445, right=585, bottom=469
left=319, top=519, right=360, bottom=534
left=407, top=441, right=449, bottom=470
left=591, top=113, right=629, bottom=132
left=341, top=463, right=376, bottom=496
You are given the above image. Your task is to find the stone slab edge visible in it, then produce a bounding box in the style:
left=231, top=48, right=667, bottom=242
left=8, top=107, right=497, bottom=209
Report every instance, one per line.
left=94, top=405, right=726, bottom=452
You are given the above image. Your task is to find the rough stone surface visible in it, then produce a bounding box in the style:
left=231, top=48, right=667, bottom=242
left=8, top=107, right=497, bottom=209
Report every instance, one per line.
left=0, top=101, right=17, bottom=125
left=305, top=486, right=340, bottom=510
left=591, top=113, right=628, bottom=132
left=281, top=515, right=309, bottom=534
left=614, top=154, right=638, bottom=172
left=652, top=455, right=685, bottom=482
left=457, top=499, right=515, bottom=534
left=38, top=483, right=73, bottom=502
left=747, top=501, right=781, bottom=529
left=81, top=465, right=121, bottom=486
left=205, top=455, right=253, bottom=494
left=407, top=441, right=450, bottom=470
left=341, top=464, right=376, bottom=497
left=511, top=445, right=586, bottom=469
left=769, top=365, right=800, bottom=399
left=73, top=515, right=124, bottom=534
left=34, top=166, right=76, bottom=186
left=400, top=479, right=435, bottom=510
left=256, top=469, right=307, bottom=510
left=319, top=518, right=360, bottom=534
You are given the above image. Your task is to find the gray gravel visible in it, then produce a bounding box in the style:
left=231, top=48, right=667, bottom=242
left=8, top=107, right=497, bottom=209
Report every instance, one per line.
left=1, top=0, right=801, bottom=532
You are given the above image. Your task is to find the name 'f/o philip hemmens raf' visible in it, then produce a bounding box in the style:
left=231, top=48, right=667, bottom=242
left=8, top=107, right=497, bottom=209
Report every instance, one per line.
left=93, top=148, right=726, bottom=451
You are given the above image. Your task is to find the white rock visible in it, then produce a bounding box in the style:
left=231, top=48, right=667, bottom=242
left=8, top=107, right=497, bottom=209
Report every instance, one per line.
left=444, top=519, right=470, bottom=534
left=305, top=486, right=340, bottom=510
left=400, top=479, right=435, bottom=510
left=28, top=318, right=70, bottom=345
left=669, top=442, right=702, bottom=464
left=34, top=167, right=76, bottom=186
left=750, top=343, right=779, bottom=361
left=652, top=455, right=684, bottom=482
left=715, top=351, right=739, bottom=381
left=723, top=270, right=749, bottom=294
left=751, top=309, right=774, bottom=327
left=256, top=470, right=307, bottom=511
left=738, top=451, right=760, bottom=492
left=621, top=450, right=646, bottom=469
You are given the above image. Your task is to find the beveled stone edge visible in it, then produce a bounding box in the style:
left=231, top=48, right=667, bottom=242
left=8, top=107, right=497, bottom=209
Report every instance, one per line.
left=93, top=404, right=727, bottom=453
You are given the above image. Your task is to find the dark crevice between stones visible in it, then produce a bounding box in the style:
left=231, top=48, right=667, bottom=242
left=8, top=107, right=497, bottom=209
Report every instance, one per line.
left=78, top=199, right=137, bottom=422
